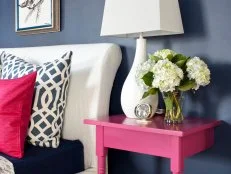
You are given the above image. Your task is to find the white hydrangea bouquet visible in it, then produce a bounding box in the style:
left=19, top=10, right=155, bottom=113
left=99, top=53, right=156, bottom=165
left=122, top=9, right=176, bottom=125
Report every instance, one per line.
left=136, top=49, right=211, bottom=124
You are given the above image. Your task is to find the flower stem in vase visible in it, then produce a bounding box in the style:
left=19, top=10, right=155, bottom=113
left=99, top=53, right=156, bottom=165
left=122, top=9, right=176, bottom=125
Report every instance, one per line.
left=163, top=91, right=183, bottom=124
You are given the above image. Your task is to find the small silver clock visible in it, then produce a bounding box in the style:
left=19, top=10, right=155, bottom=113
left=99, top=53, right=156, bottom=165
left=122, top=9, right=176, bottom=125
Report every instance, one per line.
left=134, top=103, right=153, bottom=121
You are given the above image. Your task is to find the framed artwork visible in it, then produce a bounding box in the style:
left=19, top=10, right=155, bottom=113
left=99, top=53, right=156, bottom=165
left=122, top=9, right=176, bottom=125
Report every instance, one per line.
left=15, top=0, right=60, bottom=35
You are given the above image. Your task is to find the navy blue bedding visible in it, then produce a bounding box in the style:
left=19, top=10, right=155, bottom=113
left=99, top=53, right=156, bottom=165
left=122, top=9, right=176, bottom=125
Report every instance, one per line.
left=1, top=139, right=84, bottom=174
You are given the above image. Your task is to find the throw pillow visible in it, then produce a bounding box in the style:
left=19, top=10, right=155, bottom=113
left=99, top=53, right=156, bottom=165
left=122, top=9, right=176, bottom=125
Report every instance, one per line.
left=0, top=51, right=72, bottom=148
left=0, top=72, right=37, bottom=158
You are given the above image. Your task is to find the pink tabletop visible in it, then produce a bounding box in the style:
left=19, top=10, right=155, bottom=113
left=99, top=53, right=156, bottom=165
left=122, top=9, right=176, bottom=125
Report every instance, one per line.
left=84, top=115, right=221, bottom=137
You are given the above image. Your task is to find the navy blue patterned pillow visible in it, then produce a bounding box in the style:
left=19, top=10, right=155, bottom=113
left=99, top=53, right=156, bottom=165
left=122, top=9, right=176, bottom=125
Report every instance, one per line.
left=0, top=51, right=72, bottom=148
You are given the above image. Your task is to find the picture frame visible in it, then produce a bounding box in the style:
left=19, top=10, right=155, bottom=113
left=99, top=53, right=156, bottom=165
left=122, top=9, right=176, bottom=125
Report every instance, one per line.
left=15, top=0, right=60, bottom=35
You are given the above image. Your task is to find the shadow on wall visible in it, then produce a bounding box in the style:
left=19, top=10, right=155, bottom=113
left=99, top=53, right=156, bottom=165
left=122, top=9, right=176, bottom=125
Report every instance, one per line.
left=147, top=0, right=207, bottom=48
left=179, top=0, right=207, bottom=39
left=186, top=62, right=231, bottom=120
left=211, top=64, right=231, bottom=123
left=185, top=62, right=231, bottom=163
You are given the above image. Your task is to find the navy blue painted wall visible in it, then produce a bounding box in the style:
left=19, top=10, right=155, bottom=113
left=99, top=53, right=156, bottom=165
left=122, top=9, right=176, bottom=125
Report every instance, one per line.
left=1, top=0, right=231, bottom=173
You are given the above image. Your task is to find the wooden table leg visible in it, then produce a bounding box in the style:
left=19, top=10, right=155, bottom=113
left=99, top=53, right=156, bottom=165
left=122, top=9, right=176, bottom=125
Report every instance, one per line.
left=171, top=137, right=184, bottom=174
left=96, top=126, right=107, bottom=174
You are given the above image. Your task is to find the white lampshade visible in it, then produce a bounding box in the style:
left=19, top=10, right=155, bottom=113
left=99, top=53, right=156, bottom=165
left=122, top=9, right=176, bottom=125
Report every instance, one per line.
left=101, top=0, right=184, bottom=37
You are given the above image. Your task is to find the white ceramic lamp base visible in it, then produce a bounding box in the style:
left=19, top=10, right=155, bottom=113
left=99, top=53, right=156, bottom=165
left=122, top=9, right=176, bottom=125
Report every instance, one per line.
left=121, top=35, right=158, bottom=118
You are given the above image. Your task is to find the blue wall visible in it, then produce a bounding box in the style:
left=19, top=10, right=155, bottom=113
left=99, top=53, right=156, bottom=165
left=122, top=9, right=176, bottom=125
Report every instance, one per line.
left=1, top=0, right=231, bottom=173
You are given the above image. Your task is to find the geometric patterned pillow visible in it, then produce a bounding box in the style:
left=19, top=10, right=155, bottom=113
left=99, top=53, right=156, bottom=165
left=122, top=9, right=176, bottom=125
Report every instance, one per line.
left=0, top=51, right=72, bottom=148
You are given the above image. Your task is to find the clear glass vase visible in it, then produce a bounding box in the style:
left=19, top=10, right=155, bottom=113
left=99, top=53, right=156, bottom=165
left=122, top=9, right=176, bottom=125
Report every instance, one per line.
left=162, top=91, right=184, bottom=124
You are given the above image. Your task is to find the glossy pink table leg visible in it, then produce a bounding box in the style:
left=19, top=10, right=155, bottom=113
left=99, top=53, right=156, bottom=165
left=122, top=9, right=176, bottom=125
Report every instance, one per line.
left=98, top=156, right=106, bottom=174
left=171, top=137, right=184, bottom=174
left=171, top=157, right=184, bottom=174
left=96, top=126, right=107, bottom=174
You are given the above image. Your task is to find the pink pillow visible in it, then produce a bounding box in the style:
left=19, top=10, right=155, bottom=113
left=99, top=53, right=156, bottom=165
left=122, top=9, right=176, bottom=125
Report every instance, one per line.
left=0, top=72, right=37, bottom=158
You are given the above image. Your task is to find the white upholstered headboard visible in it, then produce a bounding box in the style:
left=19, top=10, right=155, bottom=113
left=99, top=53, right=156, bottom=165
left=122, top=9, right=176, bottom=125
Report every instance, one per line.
left=0, top=43, right=122, bottom=171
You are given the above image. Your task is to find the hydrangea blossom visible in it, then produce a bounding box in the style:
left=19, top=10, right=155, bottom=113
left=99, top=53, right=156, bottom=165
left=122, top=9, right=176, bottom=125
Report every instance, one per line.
left=186, top=57, right=211, bottom=90
left=135, top=59, right=156, bottom=90
left=151, top=59, right=183, bottom=92
left=154, top=49, right=177, bottom=59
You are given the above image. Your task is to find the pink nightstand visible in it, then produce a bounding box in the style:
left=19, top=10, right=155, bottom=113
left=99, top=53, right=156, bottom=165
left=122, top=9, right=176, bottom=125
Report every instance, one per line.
left=84, top=115, right=220, bottom=174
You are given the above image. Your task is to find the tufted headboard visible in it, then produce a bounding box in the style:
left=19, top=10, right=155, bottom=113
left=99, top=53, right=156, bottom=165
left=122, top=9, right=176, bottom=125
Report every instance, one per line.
left=0, top=43, right=122, bottom=171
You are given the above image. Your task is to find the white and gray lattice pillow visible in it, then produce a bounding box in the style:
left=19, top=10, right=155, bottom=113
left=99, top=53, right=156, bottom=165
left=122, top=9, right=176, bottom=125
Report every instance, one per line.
left=0, top=51, right=72, bottom=148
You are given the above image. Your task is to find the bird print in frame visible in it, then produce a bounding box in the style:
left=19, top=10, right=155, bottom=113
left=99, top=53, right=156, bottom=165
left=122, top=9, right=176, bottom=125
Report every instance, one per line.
left=16, top=0, right=60, bottom=35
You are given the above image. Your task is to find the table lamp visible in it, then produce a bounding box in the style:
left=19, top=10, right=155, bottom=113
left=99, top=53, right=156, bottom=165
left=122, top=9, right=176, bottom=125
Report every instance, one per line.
left=101, top=0, right=184, bottom=118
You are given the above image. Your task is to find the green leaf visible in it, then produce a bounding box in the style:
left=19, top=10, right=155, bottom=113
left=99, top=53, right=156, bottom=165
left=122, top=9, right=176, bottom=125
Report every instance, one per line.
left=148, top=54, right=161, bottom=62
left=172, top=54, right=188, bottom=63
left=142, top=88, right=158, bottom=99
left=149, top=88, right=158, bottom=95
left=166, top=54, right=174, bottom=61
left=142, top=72, right=154, bottom=87
left=175, top=59, right=187, bottom=68
left=142, top=92, right=150, bottom=99
left=177, top=79, right=196, bottom=91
